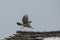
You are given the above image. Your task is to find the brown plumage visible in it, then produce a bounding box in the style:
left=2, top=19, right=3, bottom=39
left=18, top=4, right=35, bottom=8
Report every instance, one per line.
left=17, top=15, right=33, bottom=29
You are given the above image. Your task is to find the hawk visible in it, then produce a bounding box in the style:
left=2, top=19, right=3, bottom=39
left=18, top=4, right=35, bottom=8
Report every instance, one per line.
left=17, top=15, right=33, bottom=29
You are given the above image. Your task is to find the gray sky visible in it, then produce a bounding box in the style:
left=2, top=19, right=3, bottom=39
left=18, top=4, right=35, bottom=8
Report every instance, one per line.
left=0, top=0, right=60, bottom=39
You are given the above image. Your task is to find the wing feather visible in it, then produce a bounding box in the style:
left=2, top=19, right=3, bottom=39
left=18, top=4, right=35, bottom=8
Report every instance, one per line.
left=17, top=22, right=22, bottom=25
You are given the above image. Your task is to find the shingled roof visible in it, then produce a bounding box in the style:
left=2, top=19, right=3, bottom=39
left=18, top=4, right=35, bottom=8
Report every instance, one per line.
left=3, top=30, right=60, bottom=40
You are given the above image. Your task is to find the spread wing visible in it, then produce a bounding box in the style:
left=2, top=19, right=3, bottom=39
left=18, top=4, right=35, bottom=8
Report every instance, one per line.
left=17, top=22, right=22, bottom=25
left=22, top=15, right=28, bottom=24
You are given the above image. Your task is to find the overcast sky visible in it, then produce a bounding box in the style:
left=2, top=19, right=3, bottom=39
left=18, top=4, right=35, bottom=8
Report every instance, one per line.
left=0, top=0, right=60, bottom=39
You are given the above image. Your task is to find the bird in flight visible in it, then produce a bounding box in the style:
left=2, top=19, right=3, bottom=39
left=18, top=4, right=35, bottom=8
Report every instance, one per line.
left=17, top=15, right=33, bottom=29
